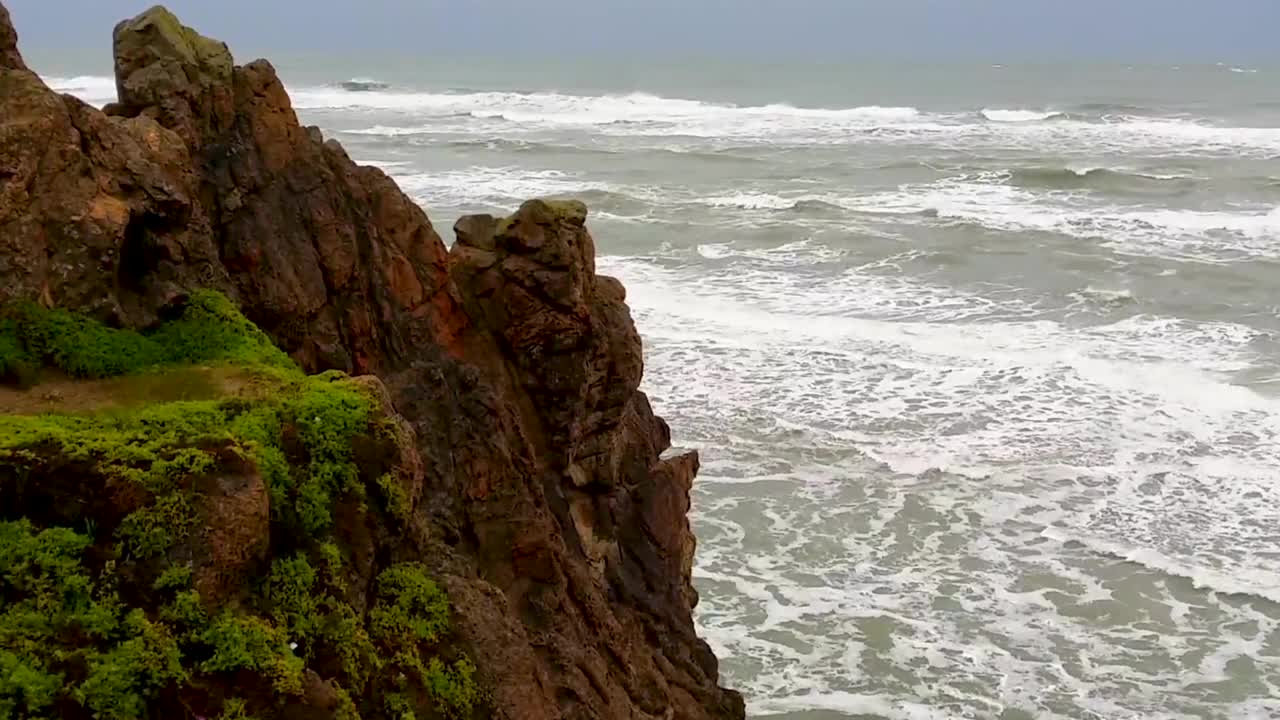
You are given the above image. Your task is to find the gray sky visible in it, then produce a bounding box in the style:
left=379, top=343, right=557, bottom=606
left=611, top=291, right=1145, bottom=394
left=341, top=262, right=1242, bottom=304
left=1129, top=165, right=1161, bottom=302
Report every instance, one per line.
left=6, top=0, right=1278, bottom=62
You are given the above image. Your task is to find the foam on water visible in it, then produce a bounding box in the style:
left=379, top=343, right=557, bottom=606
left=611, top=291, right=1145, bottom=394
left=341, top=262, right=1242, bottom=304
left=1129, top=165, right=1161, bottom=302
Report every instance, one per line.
left=848, top=176, right=1280, bottom=263
left=597, top=238, right=1280, bottom=717
left=45, top=74, right=1280, bottom=159
left=45, top=75, right=117, bottom=106
left=385, top=166, right=631, bottom=211
left=328, top=96, right=1276, bottom=159
left=981, top=108, right=1066, bottom=122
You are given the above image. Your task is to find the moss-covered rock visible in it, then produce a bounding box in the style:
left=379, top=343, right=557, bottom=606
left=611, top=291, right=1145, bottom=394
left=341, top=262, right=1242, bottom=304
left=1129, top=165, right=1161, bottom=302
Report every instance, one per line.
left=0, top=289, right=294, bottom=383
left=0, top=294, right=483, bottom=720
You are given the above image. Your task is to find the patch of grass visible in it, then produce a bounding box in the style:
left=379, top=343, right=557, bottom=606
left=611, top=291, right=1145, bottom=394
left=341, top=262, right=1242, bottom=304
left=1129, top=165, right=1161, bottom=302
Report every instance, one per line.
left=3, top=289, right=295, bottom=381
left=0, top=372, right=376, bottom=553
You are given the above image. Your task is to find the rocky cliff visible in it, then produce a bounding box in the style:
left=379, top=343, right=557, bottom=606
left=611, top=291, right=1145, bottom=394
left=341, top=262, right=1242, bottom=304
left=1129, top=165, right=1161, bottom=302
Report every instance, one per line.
left=0, top=4, right=744, bottom=719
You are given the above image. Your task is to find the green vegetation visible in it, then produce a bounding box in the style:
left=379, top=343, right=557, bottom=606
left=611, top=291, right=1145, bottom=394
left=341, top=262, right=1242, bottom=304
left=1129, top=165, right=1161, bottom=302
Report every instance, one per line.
left=0, top=520, right=187, bottom=720
left=0, top=293, right=483, bottom=719
left=200, top=614, right=305, bottom=695
left=0, top=289, right=294, bottom=381
left=370, top=563, right=450, bottom=645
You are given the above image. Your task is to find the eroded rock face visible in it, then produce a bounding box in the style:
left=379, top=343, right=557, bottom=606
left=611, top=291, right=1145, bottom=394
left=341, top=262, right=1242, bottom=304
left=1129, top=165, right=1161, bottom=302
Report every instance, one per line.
left=0, top=2, right=22, bottom=70
left=0, top=4, right=743, bottom=718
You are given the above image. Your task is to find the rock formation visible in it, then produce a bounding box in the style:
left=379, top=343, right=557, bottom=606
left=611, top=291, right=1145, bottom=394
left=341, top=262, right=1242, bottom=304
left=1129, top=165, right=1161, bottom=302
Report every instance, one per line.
left=0, top=3, right=743, bottom=719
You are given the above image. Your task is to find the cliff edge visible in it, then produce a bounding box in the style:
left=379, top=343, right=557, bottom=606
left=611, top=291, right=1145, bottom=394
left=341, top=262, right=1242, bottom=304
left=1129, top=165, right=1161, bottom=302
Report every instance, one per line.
left=0, top=4, right=744, bottom=719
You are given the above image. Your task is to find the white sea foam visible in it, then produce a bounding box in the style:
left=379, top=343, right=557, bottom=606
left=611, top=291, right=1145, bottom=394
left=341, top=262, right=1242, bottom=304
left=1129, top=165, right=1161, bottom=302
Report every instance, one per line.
left=42, top=74, right=1280, bottom=158
left=981, top=108, right=1064, bottom=122
left=849, top=177, right=1280, bottom=262
left=1041, top=528, right=1280, bottom=605
left=700, top=192, right=799, bottom=211
left=386, top=166, right=627, bottom=210
left=331, top=93, right=1280, bottom=157
left=597, top=238, right=1280, bottom=717
left=44, top=74, right=117, bottom=106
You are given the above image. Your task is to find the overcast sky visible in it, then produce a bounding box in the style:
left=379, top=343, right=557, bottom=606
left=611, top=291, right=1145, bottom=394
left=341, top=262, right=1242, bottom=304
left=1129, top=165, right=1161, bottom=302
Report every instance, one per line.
left=6, top=1, right=1278, bottom=63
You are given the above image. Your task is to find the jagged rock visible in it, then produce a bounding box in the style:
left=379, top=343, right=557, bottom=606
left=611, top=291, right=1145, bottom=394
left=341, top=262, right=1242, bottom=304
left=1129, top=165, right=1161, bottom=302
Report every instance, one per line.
left=111, top=5, right=234, bottom=144
left=0, top=2, right=21, bottom=70
left=0, top=47, right=223, bottom=326
left=450, top=199, right=645, bottom=488
left=0, top=3, right=743, bottom=719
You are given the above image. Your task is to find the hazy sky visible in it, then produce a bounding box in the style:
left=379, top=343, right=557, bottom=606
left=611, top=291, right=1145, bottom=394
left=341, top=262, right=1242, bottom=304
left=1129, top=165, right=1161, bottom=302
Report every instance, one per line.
left=6, top=0, right=1278, bottom=63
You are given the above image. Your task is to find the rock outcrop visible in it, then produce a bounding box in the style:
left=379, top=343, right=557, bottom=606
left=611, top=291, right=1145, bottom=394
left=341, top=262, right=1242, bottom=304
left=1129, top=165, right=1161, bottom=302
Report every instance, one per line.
left=0, top=4, right=743, bottom=720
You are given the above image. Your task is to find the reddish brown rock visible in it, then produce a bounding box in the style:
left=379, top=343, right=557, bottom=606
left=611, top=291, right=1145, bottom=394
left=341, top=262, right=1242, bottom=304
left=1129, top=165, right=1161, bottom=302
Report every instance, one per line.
left=0, top=4, right=743, bottom=719
left=188, top=445, right=271, bottom=606
left=0, top=2, right=21, bottom=70
left=449, top=201, right=741, bottom=719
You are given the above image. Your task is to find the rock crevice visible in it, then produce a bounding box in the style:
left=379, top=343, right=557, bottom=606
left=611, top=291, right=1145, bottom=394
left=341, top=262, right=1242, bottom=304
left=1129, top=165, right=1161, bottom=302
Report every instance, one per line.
left=0, top=4, right=743, bottom=719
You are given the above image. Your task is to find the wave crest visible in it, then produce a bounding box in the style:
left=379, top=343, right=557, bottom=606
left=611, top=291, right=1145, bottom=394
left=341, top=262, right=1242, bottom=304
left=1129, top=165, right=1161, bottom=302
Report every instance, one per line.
left=981, top=108, right=1067, bottom=122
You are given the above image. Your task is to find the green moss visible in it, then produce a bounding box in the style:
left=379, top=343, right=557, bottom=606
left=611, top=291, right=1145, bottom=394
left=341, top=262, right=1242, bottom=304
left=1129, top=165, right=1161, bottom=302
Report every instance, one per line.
left=0, top=648, right=61, bottom=717
left=216, top=697, right=256, bottom=720
left=153, top=565, right=193, bottom=591
left=199, top=614, right=304, bottom=696
left=1, top=371, right=377, bottom=553
left=146, top=290, right=294, bottom=372
left=537, top=198, right=588, bottom=222
left=321, top=602, right=380, bottom=687
left=160, top=589, right=207, bottom=631
left=265, top=555, right=321, bottom=643
left=0, top=319, right=36, bottom=388
left=367, top=565, right=480, bottom=718
left=333, top=685, right=362, bottom=720
left=3, top=289, right=295, bottom=381
left=377, top=474, right=411, bottom=524
left=423, top=657, right=480, bottom=718
left=77, top=611, right=187, bottom=720
left=370, top=563, right=450, bottom=646
left=384, top=691, right=415, bottom=720
left=117, top=492, right=197, bottom=559
left=383, top=654, right=479, bottom=720
left=317, top=542, right=343, bottom=581
left=0, top=295, right=485, bottom=719
left=493, top=215, right=516, bottom=237
left=291, top=381, right=371, bottom=533
left=13, top=303, right=166, bottom=378
left=124, top=5, right=234, bottom=81
left=0, top=521, right=185, bottom=718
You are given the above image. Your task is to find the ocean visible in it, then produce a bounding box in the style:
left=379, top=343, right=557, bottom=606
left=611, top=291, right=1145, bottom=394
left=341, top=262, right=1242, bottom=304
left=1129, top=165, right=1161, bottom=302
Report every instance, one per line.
left=40, top=58, right=1280, bottom=719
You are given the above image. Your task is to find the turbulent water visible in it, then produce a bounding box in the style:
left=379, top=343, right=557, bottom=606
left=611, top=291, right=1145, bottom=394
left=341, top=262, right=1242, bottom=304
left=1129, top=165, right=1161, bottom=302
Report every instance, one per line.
left=45, top=61, right=1280, bottom=719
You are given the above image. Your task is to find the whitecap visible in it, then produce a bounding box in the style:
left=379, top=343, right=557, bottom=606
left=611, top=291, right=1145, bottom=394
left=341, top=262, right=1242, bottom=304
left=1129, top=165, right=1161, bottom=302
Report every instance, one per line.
left=981, top=108, right=1064, bottom=122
